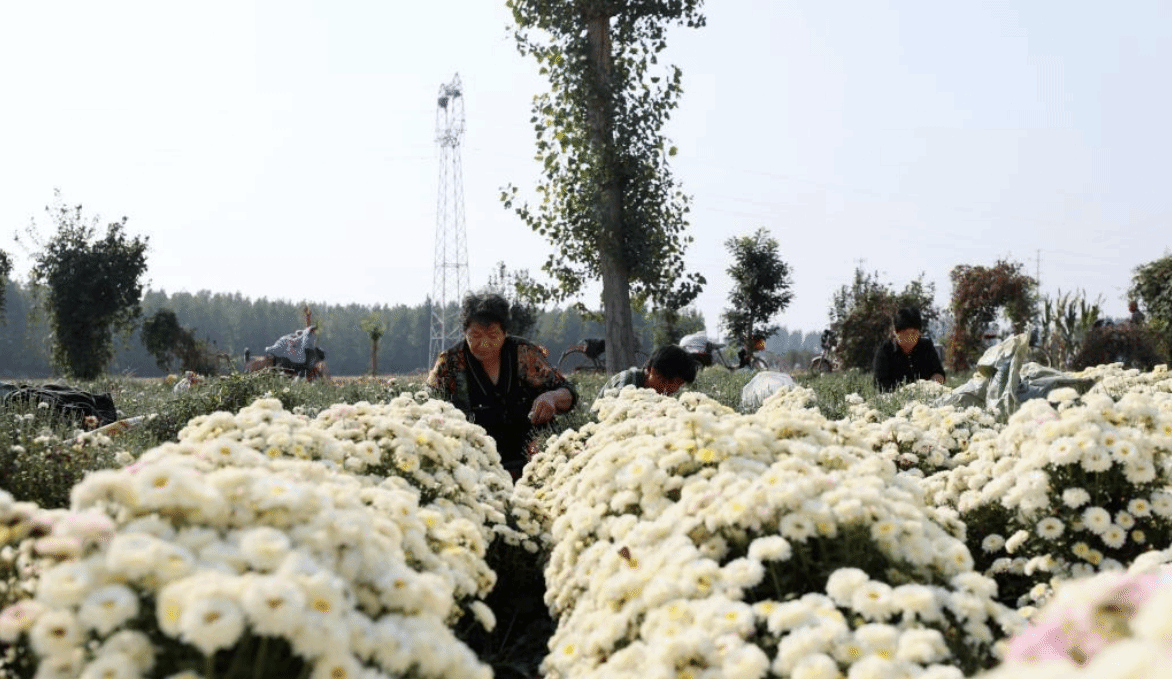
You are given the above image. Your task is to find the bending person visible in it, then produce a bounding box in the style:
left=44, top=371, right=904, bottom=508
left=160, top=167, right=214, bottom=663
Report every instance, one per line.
left=873, top=307, right=945, bottom=392
left=596, top=344, right=698, bottom=402
left=427, top=292, right=577, bottom=479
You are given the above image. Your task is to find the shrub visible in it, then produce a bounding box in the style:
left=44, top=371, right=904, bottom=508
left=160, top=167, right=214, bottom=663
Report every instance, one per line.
left=1071, top=323, right=1162, bottom=371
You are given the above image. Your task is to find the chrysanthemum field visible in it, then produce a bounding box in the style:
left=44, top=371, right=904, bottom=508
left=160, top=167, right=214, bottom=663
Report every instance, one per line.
left=2, top=363, right=1171, bottom=679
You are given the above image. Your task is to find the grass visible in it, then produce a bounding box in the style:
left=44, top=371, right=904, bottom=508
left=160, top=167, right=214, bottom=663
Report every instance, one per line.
left=1, top=366, right=964, bottom=509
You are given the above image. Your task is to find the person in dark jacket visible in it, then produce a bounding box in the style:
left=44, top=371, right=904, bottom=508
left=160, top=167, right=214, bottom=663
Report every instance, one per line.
left=426, top=292, right=577, bottom=479
left=595, top=344, right=698, bottom=402
left=872, top=307, right=945, bottom=392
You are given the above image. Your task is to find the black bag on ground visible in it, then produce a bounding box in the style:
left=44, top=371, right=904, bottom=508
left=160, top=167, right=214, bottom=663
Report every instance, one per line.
left=1, top=382, right=119, bottom=427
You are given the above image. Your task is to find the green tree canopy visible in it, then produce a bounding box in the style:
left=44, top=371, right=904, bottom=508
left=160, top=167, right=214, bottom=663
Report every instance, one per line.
left=502, top=0, right=706, bottom=372
left=140, top=308, right=220, bottom=374
left=23, top=192, right=150, bottom=379
left=946, top=259, right=1037, bottom=372
left=486, top=261, right=541, bottom=339
left=359, top=313, right=387, bottom=376
left=141, top=308, right=187, bottom=371
left=829, top=268, right=938, bottom=372
left=720, top=228, right=793, bottom=350
left=1130, top=253, right=1172, bottom=360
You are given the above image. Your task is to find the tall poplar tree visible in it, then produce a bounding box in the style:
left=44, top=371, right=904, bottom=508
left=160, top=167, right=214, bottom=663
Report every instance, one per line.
left=503, top=0, right=706, bottom=372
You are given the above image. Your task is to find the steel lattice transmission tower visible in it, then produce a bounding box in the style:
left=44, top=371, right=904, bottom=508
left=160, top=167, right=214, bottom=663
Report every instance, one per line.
left=429, top=73, right=470, bottom=363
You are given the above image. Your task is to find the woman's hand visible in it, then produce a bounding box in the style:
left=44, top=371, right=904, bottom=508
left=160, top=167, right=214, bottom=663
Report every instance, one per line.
left=529, top=388, right=572, bottom=424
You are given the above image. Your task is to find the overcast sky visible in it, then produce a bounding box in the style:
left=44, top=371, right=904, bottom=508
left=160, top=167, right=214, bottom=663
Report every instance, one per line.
left=2, top=1, right=1169, bottom=341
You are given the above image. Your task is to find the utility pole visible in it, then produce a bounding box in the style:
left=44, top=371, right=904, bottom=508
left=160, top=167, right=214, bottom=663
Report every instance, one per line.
left=428, top=74, right=470, bottom=364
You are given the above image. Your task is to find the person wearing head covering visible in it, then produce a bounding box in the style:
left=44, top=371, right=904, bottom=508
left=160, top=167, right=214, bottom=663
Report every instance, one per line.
left=426, top=292, right=577, bottom=479
left=872, top=307, right=945, bottom=392
left=595, top=344, right=698, bottom=402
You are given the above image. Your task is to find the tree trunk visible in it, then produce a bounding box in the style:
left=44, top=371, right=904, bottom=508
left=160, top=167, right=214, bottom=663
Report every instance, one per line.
left=370, top=337, right=380, bottom=376
left=586, top=12, right=637, bottom=373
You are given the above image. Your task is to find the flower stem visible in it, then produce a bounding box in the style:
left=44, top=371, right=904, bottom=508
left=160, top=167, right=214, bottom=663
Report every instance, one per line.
left=253, top=637, right=269, bottom=679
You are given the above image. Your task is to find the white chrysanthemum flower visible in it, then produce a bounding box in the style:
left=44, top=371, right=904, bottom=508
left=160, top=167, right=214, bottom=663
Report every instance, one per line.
left=79, top=652, right=141, bottom=679
left=1082, top=506, right=1112, bottom=534
left=1062, top=487, right=1091, bottom=509
left=1101, top=524, right=1128, bottom=549
left=847, top=652, right=900, bottom=679
left=920, top=666, right=965, bottom=679
left=981, top=534, right=1005, bottom=554
left=98, top=630, right=155, bottom=674
left=1005, top=530, right=1030, bottom=554
left=891, top=584, right=942, bottom=622
left=237, top=526, right=292, bottom=571
left=1124, top=459, right=1157, bottom=484
left=240, top=574, right=307, bottom=637
left=851, top=580, right=895, bottom=621
left=33, top=650, right=86, bottom=679
left=29, top=608, right=83, bottom=657
left=132, top=461, right=210, bottom=512
left=779, top=512, right=816, bottom=542
left=106, top=532, right=162, bottom=581
left=826, top=568, right=870, bottom=607
left=36, top=560, right=97, bottom=608
left=1130, top=584, right=1172, bottom=640
left=468, top=600, right=496, bottom=632
left=178, top=594, right=245, bottom=656
left=154, top=542, right=198, bottom=584
left=310, top=651, right=362, bottom=679
left=1047, top=387, right=1080, bottom=404
left=722, top=558, right=765, bottom=590
left=895, top=627, right=949, bottom=664
left=1128, top=498, right=1153, bottom=517
left=790, top=653, right=839, bottom=679
left=0, top=599, right=46, bottom=642
left=1152, top=491, right=1172, bottom=519
left=1080, top=447, right=1112, bottom=473
left=1035, top=517, right=1065, bottom=540
left=78, top=584, right=140, bottom=636
left=747, top=535, right=792, bottom=562
left=1046, top=437, right=1080, bottom=465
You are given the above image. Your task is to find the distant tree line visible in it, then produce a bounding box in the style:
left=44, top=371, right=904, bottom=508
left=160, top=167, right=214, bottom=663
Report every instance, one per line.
left=0, top=278, right=831, bottom=379
left=0, top=282, right=640, bottom=378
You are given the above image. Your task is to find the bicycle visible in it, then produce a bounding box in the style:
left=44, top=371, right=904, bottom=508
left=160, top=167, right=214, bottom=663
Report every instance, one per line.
left=558, top=338, right=649, bottom=373
left=809, top=329, right=840, bottom=374
left=733, top=337, right=771, bottom=372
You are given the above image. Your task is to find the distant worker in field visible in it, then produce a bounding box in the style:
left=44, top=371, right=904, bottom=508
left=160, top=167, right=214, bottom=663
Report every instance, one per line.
left=427, top=291, right=577, bottom=480
left=596, top=344, right=698, bottom=402
left=872, top=307, right=945, bottom=392
left=736, top=336, right=767, bottom=370
left=1129, top=300, right=1146, bottom=325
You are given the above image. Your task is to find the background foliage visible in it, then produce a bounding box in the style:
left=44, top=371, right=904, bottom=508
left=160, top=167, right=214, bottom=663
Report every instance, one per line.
left=828, top=268, right=938, bottom=372
left=0, top=249, right=11, bottom=316
left=1130, top=253, right=1172, bottom=361
left=720, top=227, right=793, bottom=351
left=946, top=259, right=1037, bottom=373
left=502, top=0, right=707, bottom=371
left=21, top=194, right=149, bottom=379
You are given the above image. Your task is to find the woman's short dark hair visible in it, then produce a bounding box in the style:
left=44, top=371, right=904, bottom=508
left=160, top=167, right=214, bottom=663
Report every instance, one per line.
left=893, top=307, right=923, bottom=332
left=647, top=345, right=698, bottom=384
left=462, top=292, right=511, bottom=332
